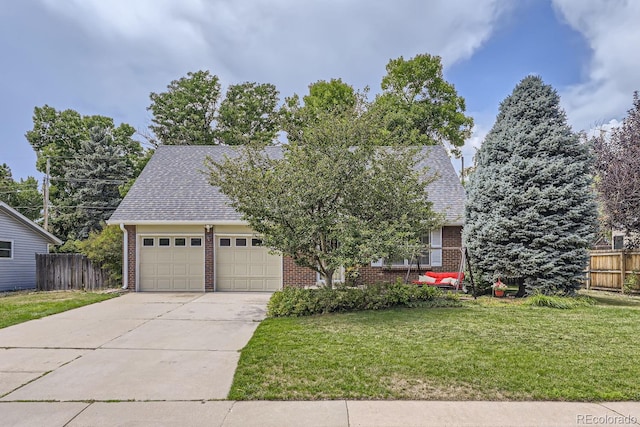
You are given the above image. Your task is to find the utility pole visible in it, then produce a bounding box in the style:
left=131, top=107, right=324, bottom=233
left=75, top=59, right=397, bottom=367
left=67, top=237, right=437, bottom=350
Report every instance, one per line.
left=461, top=156, right=465, bottom=185
left=43, top=157, right=50, bottom=232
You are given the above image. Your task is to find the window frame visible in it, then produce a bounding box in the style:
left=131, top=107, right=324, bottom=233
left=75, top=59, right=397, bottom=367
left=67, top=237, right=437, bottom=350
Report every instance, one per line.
left=0, top=240, right=13, bottom=260
left=371, top=228, right=443, bottom=268
left=316, top=266, right=345, bottom=285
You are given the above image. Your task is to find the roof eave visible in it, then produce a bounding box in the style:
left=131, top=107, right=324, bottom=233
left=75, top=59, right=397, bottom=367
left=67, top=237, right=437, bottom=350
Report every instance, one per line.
left=105, top=219, right=248, bottom=226
left=0, top=202, right=63, bottom=245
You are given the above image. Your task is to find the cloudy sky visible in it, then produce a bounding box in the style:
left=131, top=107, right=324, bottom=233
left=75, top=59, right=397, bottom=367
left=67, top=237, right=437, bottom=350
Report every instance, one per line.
left=1, top=0, right=639, bottom=181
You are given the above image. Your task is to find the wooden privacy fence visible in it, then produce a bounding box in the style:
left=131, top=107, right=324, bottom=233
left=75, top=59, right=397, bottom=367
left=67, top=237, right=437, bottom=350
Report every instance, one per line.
left=587, top=250, right=640, bottom=292
left=36, top=254, right=114, bottom=291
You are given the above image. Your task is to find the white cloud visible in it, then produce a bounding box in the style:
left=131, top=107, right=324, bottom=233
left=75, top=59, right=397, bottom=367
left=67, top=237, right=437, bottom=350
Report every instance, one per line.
left=29, top=0, right=513, bottom=146
left=39, top=0, right=510, bottom=92
left=552, top=0, right=640, bottom=131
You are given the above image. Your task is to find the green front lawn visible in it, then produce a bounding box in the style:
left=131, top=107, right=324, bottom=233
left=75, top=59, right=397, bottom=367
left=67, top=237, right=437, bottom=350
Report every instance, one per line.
left=0, top=291, right=118, bottom=329
left=230, top=292, right=640, bottom=401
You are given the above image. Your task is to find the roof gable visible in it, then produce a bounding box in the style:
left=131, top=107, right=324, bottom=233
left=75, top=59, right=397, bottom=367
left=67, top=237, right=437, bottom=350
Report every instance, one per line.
left=0, top=202, right=62, bottom=245
left=108, top=145, right=465, bottom=225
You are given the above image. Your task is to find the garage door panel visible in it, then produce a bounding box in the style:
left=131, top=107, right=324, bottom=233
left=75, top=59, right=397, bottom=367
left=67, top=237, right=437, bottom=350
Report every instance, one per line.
left=157, top=264, right=172, bottom=275
left=172, top=278, right=188, bottom=291
left=234, top=264, right=249, bottom=275
left=216, top=235, right=281, bottom=291
left=139, top=235, right=204, bottom=292
left=249, top=264, right=265, bottom=276
left=265, top=264, right=281, bottom=276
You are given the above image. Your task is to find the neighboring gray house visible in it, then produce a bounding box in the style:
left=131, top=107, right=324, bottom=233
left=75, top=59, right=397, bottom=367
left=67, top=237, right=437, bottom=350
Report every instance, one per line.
left=0, top=201, right=62, bottom=291
left=108, top=145, right=466, bottom=292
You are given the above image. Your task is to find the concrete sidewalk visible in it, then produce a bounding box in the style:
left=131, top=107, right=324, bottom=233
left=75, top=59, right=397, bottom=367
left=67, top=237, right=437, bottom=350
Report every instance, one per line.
left=0, top=400, right=638, bottom=426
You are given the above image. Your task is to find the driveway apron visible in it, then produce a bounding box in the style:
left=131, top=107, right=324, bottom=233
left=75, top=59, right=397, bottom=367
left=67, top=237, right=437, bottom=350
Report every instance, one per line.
left=0, top=292, right=270, bottom=402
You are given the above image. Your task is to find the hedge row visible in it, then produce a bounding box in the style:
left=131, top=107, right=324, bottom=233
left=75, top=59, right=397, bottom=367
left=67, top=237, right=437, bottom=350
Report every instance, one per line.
left=267, top=281, right=460, bottom=317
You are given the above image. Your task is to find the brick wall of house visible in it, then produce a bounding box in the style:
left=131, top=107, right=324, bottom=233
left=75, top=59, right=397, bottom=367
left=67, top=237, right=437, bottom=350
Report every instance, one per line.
left=282, top=255, right=316, bottom=288
left=205, top=227, right=214, bottom=292
left=281, top=225, right=463, bottom=287
left=125, top=225, right=136, bottom=291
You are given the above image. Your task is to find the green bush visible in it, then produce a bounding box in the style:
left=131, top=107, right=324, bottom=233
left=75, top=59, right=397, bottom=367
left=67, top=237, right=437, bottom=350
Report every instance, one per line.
left=522, top=294, right=596, bottom=309
left=624, top=271, right=640, bottom=294
left=76, top=224, right=123, bottom=284
left=267, top=280, right=460, bottom=317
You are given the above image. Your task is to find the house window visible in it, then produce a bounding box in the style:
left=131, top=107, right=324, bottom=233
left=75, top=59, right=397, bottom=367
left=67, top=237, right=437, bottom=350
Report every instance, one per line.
left=252, top=238, right=263, bottom=247
left=0, top=240, right=12, bottom=259
left=219, top=238, right=231, bottom=247
left=371, top=228, right=443, bottom=268
left=142, top=238, right=154, bottom=247
left=174, top=238, right=186, bottom=247
left=613, top=235, right=624, bottom=250
left=158, top=238, right=170, bottom=247
left=190, top=238, right=202, bottom=247
left=316, top=267, right=345, bottom=285
left=235, top=238, right=247, bottom=247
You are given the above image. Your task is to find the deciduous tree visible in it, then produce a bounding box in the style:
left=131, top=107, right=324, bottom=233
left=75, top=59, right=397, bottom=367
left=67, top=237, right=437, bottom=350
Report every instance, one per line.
left=217, top=82, right=280, bottom=145
left=592, top=92, right=640, bottom=248
left=209, top=98, right=440, bottom=287
left=374, top=53, right=473, bottom=155
left=148, top=70, right=221, bottom=145
left=0, top=164, right=41, bottom=221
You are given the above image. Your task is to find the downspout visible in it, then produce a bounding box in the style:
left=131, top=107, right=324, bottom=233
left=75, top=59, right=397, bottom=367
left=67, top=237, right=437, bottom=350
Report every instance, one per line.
left=119, top=223, right=128, bottom=290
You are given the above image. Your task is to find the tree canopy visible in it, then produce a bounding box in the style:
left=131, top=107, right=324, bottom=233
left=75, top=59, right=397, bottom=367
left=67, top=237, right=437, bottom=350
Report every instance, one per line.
left=463, top=76, right=597, bottom=295
left=148, top=70, right=280, bottom=146
left=208, top=97, right=441, bottom=287
left=217, top=82, right=281, bottom=145
left=373, top=54, right=473, bottom=154
left=62, top=127, right=135, bottom=240
left=148, top=70, right=221, bottom=145
left=0, top=163, right=41, bottom=221
left=25, top=105, right=144, bottom=241
left=281, top=55, right=472, bottom=154
left=592, top=91, right=640, bottom=248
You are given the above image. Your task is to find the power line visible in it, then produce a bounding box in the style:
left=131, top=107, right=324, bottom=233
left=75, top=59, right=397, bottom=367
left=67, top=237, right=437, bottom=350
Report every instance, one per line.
left=49, top=178, right=127, bottom=184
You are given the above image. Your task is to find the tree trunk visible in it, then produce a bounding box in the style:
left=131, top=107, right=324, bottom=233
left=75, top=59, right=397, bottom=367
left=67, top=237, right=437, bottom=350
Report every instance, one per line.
left=515, top=278, right=526, bottom=298
left=319, top=264, right=335, bottom=289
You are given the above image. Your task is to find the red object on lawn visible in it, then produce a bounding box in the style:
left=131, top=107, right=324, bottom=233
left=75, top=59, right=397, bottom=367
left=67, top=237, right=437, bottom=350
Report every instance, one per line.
left=411, top=271, right=465, bottom=290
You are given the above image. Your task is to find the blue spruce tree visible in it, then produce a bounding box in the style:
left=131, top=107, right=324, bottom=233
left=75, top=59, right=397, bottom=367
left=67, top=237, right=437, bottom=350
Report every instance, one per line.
left=463, top=76, right=597, bottom=295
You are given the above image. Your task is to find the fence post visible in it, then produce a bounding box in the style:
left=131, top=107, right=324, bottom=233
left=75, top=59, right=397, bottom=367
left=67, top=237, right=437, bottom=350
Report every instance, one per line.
left=621, top=250, right=626, bottom=292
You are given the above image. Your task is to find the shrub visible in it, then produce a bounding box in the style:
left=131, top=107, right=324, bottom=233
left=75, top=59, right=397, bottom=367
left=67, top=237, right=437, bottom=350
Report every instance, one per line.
left=522, top=294, right=596, bottom=309
left=623, top=271, right=640, bottom=295
left=267, top=280, right=459, bottom=317
left=76, top=224, right=123, bottom=284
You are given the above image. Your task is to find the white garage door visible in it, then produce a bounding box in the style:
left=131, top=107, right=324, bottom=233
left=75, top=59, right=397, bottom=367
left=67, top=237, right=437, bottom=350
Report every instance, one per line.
left=216, top=236, right=282, bottom=291
left=139, top=236, right=204, bottom=291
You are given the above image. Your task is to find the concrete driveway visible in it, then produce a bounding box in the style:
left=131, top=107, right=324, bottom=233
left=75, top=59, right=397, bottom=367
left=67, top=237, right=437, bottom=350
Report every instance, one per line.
left=0, top=292, right=269, bottom=405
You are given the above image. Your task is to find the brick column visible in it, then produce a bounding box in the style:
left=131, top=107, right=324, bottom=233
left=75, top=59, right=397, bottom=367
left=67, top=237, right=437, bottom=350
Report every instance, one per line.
left=125, top=225, right=136, bottom=291
left=205, top=227, right=214, bottom=292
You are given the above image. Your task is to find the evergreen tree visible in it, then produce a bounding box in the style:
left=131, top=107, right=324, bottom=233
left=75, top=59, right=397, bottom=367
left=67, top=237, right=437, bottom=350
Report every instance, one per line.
left=26, top=105, right=144, bottom=240
left=463, top=76, right=597, bottom=295
left=62, top=127, right=134, bottom=240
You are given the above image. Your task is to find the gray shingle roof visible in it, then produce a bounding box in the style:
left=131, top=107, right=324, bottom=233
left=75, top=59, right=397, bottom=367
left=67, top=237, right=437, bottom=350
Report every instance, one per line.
left=108, top=145, right=465, bottom=225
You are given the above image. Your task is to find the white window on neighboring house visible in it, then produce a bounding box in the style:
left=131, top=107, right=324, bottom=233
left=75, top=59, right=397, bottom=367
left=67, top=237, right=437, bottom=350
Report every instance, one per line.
left=316, top=266, right=345, bottom=285
left=0, top=240, right=12, bottom=259
left=371, top=228, right=443, bottom=268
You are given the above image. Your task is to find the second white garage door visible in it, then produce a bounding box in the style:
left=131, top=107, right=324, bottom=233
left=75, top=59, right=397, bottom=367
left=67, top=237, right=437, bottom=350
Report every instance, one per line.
left=216, top=236, right=282, bottom=291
